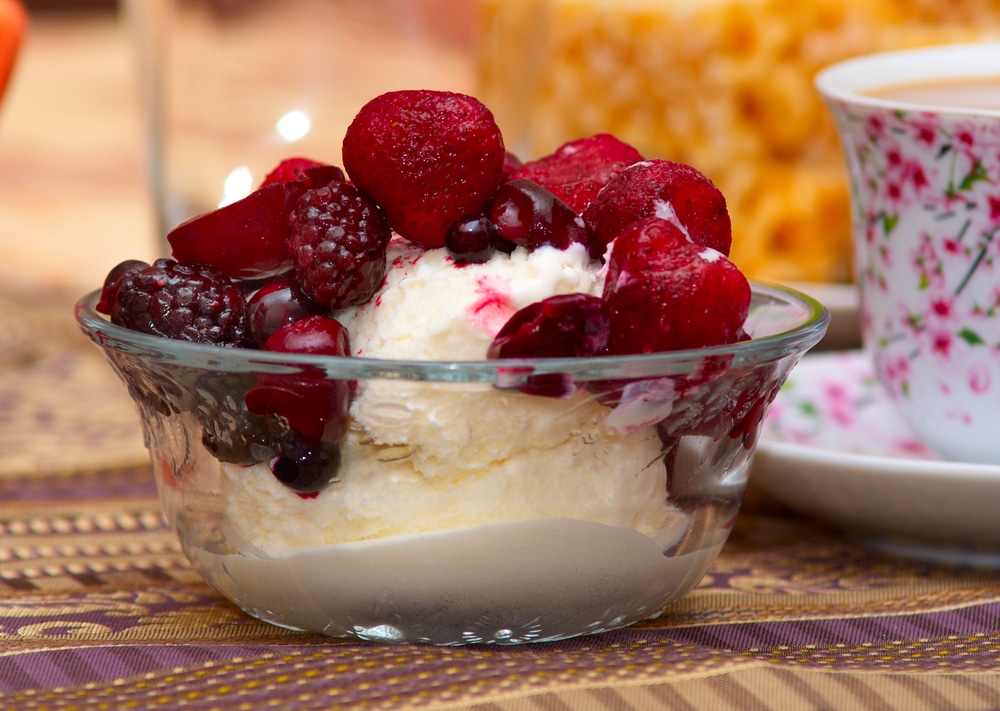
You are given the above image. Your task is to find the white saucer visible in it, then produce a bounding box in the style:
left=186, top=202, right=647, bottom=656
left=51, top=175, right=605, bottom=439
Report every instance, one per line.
left=752, top=350, right=1000, bottom=566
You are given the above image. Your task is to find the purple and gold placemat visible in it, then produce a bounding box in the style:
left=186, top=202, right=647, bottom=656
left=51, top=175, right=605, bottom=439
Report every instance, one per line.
left=2, top=463, right=1000, bottom=711
left=2, top=294, right=1000, bottom=710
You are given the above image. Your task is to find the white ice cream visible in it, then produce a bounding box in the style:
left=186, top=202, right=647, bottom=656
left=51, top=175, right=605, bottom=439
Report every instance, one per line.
left=201, top=239, right=687, bottom=557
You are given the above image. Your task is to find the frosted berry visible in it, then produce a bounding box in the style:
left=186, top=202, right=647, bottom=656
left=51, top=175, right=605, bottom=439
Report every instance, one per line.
left=602, top=217, right=750, bottom=355
left=287, top=181, right=391, bottom=310
left=511, top=134, right=643, bottom=213
left=342, top=90, right=505, bottom=248
left=111, top=258, right=249, bottom=347
left=487, top=180, right=589, bottom=252
left=583, top=159, right=732, bottom=260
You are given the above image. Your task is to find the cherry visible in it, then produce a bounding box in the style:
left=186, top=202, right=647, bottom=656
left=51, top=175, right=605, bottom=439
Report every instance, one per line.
left=245, top=275, right=324, bottom=348
left=445, top=215, right=499, bottom=264
left=245, top=316, right=352, bottom=446
left=486, top=179, right=590, bottom=251
left=488, top=293, right=610, bottom=398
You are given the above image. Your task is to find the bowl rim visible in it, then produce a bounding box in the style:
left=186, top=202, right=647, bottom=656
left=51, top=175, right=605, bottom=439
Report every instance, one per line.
left=74, top=281, right=830, bottom=382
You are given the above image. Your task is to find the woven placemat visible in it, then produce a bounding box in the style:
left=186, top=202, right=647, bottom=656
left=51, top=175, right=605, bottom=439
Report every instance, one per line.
left=0, top=289, right=148, bottom=477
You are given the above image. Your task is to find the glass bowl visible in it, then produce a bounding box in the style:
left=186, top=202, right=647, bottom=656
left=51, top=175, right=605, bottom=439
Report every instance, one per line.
left=75, top=282, right=827, bottom=645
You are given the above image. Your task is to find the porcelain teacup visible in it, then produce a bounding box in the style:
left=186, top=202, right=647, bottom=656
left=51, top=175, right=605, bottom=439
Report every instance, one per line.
left=817, top=43, right=1000, bottom=464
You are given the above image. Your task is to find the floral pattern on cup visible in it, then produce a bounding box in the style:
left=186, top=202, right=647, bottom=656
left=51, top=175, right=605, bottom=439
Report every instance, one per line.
left=762, top=351, right=937, bottom=459
left=827, top=94, right=1000, bottom=464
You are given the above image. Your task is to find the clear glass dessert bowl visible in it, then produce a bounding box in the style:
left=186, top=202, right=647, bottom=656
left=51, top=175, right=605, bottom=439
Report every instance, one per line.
left=76, top=282, right=827, bottom=645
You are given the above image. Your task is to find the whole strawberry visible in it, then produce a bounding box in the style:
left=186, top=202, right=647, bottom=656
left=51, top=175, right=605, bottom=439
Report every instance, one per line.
left=583, top=159, right=732, bottom=260
left=342, top=90, right=505, bottom=249
left=602, top=217, right=750, bottom=355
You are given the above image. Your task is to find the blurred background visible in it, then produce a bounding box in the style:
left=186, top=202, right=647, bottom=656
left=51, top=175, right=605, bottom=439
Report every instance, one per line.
left=1, top=0, right=999, bottom=301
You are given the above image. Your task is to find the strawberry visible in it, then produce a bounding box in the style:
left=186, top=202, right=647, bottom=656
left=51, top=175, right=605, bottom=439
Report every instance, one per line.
left=342, top=90, right=505, bottom=249
left=167, top=182, right=293, bottom=280
left=602, top=216, right=749, bottom=355
left=0, top=0, right=25, bottom=109
left=583, top=159, right=732, bottom=260
left=511, top=134, right=643, bottom=215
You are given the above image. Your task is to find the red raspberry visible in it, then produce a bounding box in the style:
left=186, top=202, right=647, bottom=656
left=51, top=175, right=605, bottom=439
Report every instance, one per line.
left=342, top=90, right=505, bottom=249
left=602, top=217, right=750, bottom=355
left=511, top=134, right=643, bottom=214
left=287, top=181, right=391, bottom=310
left=583, top=159, right=732, bottom=260
left=110, top=258, right=249, bottom=347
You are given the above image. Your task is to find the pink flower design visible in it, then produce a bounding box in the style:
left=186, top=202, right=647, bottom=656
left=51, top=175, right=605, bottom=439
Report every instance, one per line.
left=969, top=363, right=991, bottom=394
left=931, top=331, right=952, bottom=358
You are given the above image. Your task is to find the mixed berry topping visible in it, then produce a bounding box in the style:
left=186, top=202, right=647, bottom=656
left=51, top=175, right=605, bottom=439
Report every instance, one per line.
left=96, top=88, right=756, bottom=492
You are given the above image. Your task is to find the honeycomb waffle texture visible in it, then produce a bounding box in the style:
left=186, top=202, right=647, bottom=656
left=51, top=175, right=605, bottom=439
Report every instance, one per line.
left=476, top=0, right=1000, bottom=283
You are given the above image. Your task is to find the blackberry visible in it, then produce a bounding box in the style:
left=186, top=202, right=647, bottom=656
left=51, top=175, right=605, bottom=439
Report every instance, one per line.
left=96, top=259, right=149, bottom=315
left=111, top=258, right=250, bottom=347
left=287, top=182, right=391, bottom=310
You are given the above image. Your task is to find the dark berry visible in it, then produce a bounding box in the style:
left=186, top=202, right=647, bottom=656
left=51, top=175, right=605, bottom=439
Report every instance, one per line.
left=445, top=215, right=498, bottom=264
left=287, top=182, right=392, bottom=310
left=96, top=259, right=149, bottom=314
left=111, top=258, right=250, bottom=347
left=486, top=180, right=589, bottom=252
left=167, top=182, right=293, bottom=280
left=488, top=293, right=610, bottom=398
left=488, top=293, right=610, bottom=359
left=246, top=275, right=324, bottom=348
left=245, top=316, right=352, bottom=445
left=269, top=433, right=341, bottom=494
left=193, top=373, right=272, bottom=464
left=262, top=314, right=350, bottom=356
